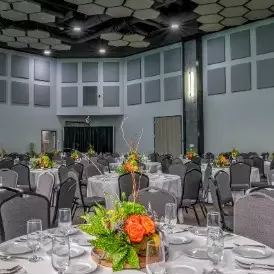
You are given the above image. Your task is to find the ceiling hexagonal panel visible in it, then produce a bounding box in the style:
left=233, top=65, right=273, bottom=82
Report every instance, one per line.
left=30, top=12, right=55, bottom=23
left=27, top=30, right=50, bottom=39
left=17, top=36, right=38, bottom=44
left=199, top=23, right=224, bottom=32
left=7, top=41, right=27, bottom=48
left=192, top=0, right=217, bottom=3
left=1, top=10, right=27, bottom=21
left=29, top=43, right=49, bottom=50
left=109, top=40, right=129, bottom=46
left=133, top=9, right=159, bottom=20
left=219, top=0, right=249, bottom=7
left=106, top=6, right=133, bottom=18
left=41, top=37, right=61, bottom=45
left=246, top=0, right=274, bottom=10
left=194, top=3, right=223, bottom=15
left=0, top=1, right=10, bottom=11
left=95, top=0, right=124, bottom=7
left=123, top=34, right=145, bottom=42
left=52, top=44, right=71, bottom=50
left=129, top=41, right=150, bottom=48
left=0, top=35, right=15, bottom=42
left=13, top=1, right=41, bottom=14
left=220, top=6, right=248, bottom=17
left=245, top=9, right=273, bottom=20
left=125, top=0, right=154, bottom=10
left=197, top=14, right=223, bottom=23
left=78, top=3, right=105, bottom=15
left=2, top=28, right=25, bottom=37
left=101, top=32, right=123, bottom=41
left=65, top=0, right=93, bottom=4
left=221, top=17, right=247, bottom=26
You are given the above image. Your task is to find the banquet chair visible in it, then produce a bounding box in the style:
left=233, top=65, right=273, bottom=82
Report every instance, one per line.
left=148, top=153, right=158, bottom=162
left=172, top=158, right=183, bottom=164
left=230, top=162, right=251, bottom=193
left=270, top=159, right=274, bottom=171
left=192, top=156, right=201, bottom=166
left=85, top=162, right=104, bottom=178
left=68, top=162, right=84, bottom=181
left=0, top=192, right=50, bottom=241
left=118, top=172, right=149, bottom=201
left=58, top=165, right=69, bottom=184
left=205, top=152, right=214, bottom=160
left=156, top=154, right=166, bottom=163
left=243, top=158, right=253, bottom=167
left=112, top=152, right=120, bottom=158
left=239, top=153, right=248, bottom=159
left=215, top=170, right=233, bottom=205
left=251, top=156, right=265, bottom=178
left=0, top=159, right=14, bottom=169
left=168, top=163, right=186, bottom=183
left=234, top=192, right=274, bottom=248
left=161, top=158, right=172, bottom=173
left=248, top=152, right=258, bottom=158
left=267, top=169, right=274, bottom=185
left=236, top=155, right=244, bottom=162
left=249, top=185, right=274, bottom=198
left=80, top=159, right=89, bottom=167
left=36, top=171, right=55, bottom=202
left=200, top=164, right=212, bottom=211
left=64, top=157, right=74, bottom=166
left=97, top=158, right=110, bottom=173
left=129, top=187, right=177, bottom=218
left=0, top=169, right=18, bottom=188
left=52, top=177, right=76, bottom=226
left=105, top=156, right=116, bottom=163
left=178, top=169, right=202, bottom=226
left=11, top=164, right=31, bottom=192
left=185, top=162, right=200, bottom=172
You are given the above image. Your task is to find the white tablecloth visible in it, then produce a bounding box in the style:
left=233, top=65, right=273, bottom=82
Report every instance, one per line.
left=265, top=161, right=271, bottom=175
left=0, top=226, right=273, bottom=274
left=30, top=168, right=59, bottom=187
left=109, top=162, right=161, bottom=173
left=87, top=173, right=181, bottom=209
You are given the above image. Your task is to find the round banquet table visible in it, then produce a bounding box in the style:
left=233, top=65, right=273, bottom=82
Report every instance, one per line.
left=87, top=173, right=181, bottom=209
left=109, top=162, right=161, bottom=173
left=30, top=168, right=59, bottom=188
left=0, top=225, right=273, bottom=274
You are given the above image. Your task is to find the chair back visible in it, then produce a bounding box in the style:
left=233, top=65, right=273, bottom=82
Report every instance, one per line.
left=234, top=193, right=274, bottom=248
left=64, top=157, right=74, bottom=166
left=267, top=169, right=274, bottom=185
left=203, top=164, right=212, bottom=193
left=105, top=156, right=115, bottom=163
left=182, top=169, right=202, bottom=202
left=11, top=164, right=30, bottom=190
left=205, top=152, right=214, bottom=160
left=0, top=169, right=18, bottom=188
left=243, top=158, right=253, bottom=167
left=270, top=160, right=274, bottom=171
left=161, top=158, right=172, bottom=173
left=80, top=159, right=89, bottom=167
left=247, top=152, right=258, bottom=158
left=118, top=172, right=149, bottom=200
left=168, top=163, right=186, bottom=186
left=148, top=153, right=158, bottom=162
left=192, top=156, right=201, bottom=166
left=172, top=158, right=183, bottom=164
left=68, top=163, right=84, bottom=181
left=215, top=170, right=233, bottom=204
left=85, top=162, right=104, bottom=177
left=129, top=187, right=177, bottom=218
left=236, top=155, right=244, bottom=162
left=185, top=161, right=200, bottom=172
left=230, top=162, right=251, bottom=189
left=251, top=156, right=265, bottom=176
left=0, top=192, right=50, bottom=241
left=0, top=159, right=14, bottom=169
left=0, top=187, right=21, bottom=205
left=58, top=165, right=69, bottom=184
left=36, top=171, right=55, bottom=201
left=208, top=177, right=220, bottom=212
left=97, top=158, right=110, bottom=172
left=68, top=170, right=81, bottom=201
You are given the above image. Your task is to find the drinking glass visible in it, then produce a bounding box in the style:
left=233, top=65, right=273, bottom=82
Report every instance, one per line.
left=207, top=212, right=221, bottom=229
left=27, top=219, right=42, bottom=262
left=146, top=240, right=165, bottom=274
left=164, top=203, right=177, bottom=234
left=52, top=236, right=70, bottom=274
left=58, top=208, right=72, bottom=235
left=145, top=164, right=150, bottom=174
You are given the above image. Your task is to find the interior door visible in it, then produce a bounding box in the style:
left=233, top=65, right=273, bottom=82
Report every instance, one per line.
left=154, top=116, right=182, bottom=157
left=41, top=130, right=56, bottom=153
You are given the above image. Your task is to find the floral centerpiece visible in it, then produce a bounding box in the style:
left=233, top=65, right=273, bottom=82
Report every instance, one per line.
left=185, top=148, right=197, bottom=160
left=229, top=147, right=239, bottom=158
left=117, top=150, right=142, bottom=175
left=31, top=154, right=56, bottom=169
left=0, top=148, right=7, bottom=158
left=71, top=150, right=80, bottom=160
left=87, top=144, right=96, bottom=156
left=52, top=149, right=61, bottom=156
left=213, top=154, right=229, bottom=168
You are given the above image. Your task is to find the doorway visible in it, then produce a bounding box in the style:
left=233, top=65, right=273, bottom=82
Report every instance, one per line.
left=154, top=116, right=182, bottom=157
left=41, top=130, right=57, bottom=153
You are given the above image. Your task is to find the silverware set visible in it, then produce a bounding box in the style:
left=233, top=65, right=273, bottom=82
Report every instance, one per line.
left=235, top=259, right=274, bottom=270
left=0, top=265, right=22, bottom=274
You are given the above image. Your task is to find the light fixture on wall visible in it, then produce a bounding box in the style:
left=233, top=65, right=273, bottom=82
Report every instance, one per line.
left=44, top=49, right=51, bottom=55
left=171, top=23, right=179, bottom=29
left=99, top=48, right=106, bottom=54
left=188, top=69, right=195, bottom=98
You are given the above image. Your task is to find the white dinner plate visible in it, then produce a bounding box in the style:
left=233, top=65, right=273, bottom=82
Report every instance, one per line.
left=48, top=227, right=79, bottom=236
left=232, top=246, right=272, bottom=259
left=2, top=242, right=33, bottom=255
left=184, top=247, right=209, bottom=260
left=71, top=237, right=91, bottom=247
left=189, top=227, right=207, bottom=236
left=161, top=263, right=203, bottom=274
left=47, top=245, right=85, bottom=258
left=66, top=261, right=97, bottom=274
left=169, top=235, right=193, bottom=245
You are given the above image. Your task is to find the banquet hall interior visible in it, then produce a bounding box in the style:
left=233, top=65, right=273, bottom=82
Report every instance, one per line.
left=0, top=0, right=274, bottom=273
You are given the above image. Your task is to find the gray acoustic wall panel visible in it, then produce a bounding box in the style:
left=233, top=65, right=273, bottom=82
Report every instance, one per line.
left=164, top=76, right=182, bottom=101
left=164, top=48, right=181, bottom=73
left=256, top=23, right=274, bottom=55
left=61, top=63, right=78, bottom=83
left=207, top=37, right=225, bottom=65
left=103, top=62, right=119, bottom=82
left=0, top=80, right=6, bottom=103
left=61, top=86, right=78, bottom=107
left=83, top=86, right=97, bottom=106
left=103, top=86, right=119, bottom=107
left=82, top=62, right=98, bottom=82
left=257, top=58, right=274, bottom=89
left=207, top=67, right=226, bottom=96
left=145, top=53, right=160, bottom=77
left=34, top=59, right=50, bottom=82
left=34, top=84, right=50, bottom=106
left=127, top=83, right=142, bottom=105
left=0, top=53, right=6, bottom=76
left=231, top=63, right=251, bottom=93
left=11, top=55, right=29, bottom=79
left=127, top=58, right=141, bottom=81
left=230, top=30, right=250, bottom=60
left=11, top=82, right=29, bottom=105
left=145, top=79, right=160, bottom=103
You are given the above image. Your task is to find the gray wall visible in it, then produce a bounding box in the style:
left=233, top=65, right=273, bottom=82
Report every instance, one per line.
left=203, top=18, right=274, bottom=154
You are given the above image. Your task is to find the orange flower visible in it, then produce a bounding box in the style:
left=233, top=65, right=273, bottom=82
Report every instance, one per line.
left=140, top=216, right=155, bottom=235
left=124, top=215, right=145, bottom=243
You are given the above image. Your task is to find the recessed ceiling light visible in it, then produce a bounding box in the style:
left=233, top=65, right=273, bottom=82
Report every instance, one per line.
left=73, top=26, right=81, bottom=32
left=44, top=49, right=51, bottom=55
left=99, top=48, right=106, bottom=54
left=171, top=23, right=179, bottom=29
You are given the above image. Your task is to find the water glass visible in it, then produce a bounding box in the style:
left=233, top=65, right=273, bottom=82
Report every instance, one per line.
left=52, top=236, right=70, bottom=274
left=207, top=212, right=221, bottom=229
left=146, top=240, right=165, bottom=274
left=27, top=219, right=42, bottom=262
left=164, top=203, right=177, bottom=234
left=58, top=208, right=72, bottom=235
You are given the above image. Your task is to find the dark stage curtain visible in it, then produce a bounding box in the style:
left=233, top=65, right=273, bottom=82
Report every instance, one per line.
left=64, top=127, right=113, bottom=153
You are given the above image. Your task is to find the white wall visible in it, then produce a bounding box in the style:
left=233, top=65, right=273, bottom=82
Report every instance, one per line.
left=203, top=18, right=274, bottom=154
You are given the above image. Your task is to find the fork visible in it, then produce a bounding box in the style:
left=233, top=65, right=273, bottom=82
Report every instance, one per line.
left=0, top=265, right=22, bottom=274
left=235, top=259, right=274, bottom=270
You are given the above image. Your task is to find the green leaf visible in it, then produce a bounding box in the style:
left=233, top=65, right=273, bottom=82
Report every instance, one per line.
left=127, top=246, right=139, bottom=269
left=112, top=247, right=128, bottom=271
left=92, top=235, right=121, bottom=254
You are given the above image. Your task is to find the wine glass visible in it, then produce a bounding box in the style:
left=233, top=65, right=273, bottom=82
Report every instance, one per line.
left=207, top=211, right=221, bottom=229
left=27, top=219, right=42, bottom=262
left=58, top=208, right=72, bottom=236
left=146, top=240, right=165, bottom=274
left=52, top=236, right=70, bottom=274
left=164, top=203, right=177, bottom=234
